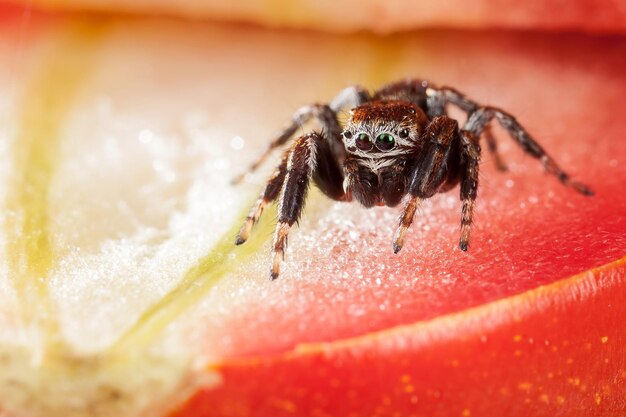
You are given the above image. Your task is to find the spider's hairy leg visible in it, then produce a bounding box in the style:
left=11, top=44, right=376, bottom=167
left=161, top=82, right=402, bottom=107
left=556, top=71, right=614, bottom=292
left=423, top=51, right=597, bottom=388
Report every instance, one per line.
left=235, top=151, right=289, bottom=245
left=465, top=107, right=593, bottom=196
left=232, top=86, right=368, bottom=186
left=393, top=116, right=457, bottom=253
left=270, top=132, right=321, bottom=280
left=231, top=104, right=319, bottom=185
left=425, top=86, right=506, bottom=171
left=329, top=85, right=371, bottom=111
left=459, top=131, right=481, bottom=251
left=427, top=85, right=479, bottom=114
left=483, top=125, right=508, bottom=172
left=425, top=85, right=591, bottom=195
left=411, top=116, right=459, bottom=197
left=393, top=196, right=420, bottom=254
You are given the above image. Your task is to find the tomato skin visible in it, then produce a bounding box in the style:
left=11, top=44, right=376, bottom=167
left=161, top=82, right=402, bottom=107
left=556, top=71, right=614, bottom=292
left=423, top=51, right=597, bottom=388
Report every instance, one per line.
left=174, top=259, right=626, bottom=417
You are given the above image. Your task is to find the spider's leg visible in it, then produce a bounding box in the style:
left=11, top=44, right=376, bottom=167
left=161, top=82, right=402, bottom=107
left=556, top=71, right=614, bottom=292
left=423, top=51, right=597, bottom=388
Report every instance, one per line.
left=410, top=116, right=459, bottom=198
left=459, top=130, right=481, bottom=251
left=271, top=132, right=323, bottom=279
left=232, top=86, right=369, bottom=185
left=465, top=107, right=593, bottom=196
left=426, top=85, right=479, bottom=114
left=393, top=116, right=458, bottom=253
left=235, top=150, right=289, bottom=245
left=231, top=104, right=320, bottom=185
left=483, top=125, right=508, bottom=172
left=312, top=135, right=349, bottom=201
left=329, top=85, right=371, bottom=112
left=424, top=86, right=592, bottom=195
left=423, top=86, right=505, bottom=171
left=237, top=129, right=347, bottom=246
left=392, top=195, right=420, bottom=254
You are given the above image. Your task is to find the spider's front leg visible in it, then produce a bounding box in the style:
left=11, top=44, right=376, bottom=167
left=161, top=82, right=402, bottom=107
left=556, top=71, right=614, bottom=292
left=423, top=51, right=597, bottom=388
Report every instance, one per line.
left=230, top=105, right=328, bottom=185
left=393, top=116, right=458, bottom=253
left=235, top=105, right=351, bottom=247
left=232, top=85, right=369, bottom=185
left=459, top=130, right=481, bottom=251
left=271, top=132, right=326, bottom=280
left=235, top=150, right=289, bottom=245
left=236, top=132, right=346, bottom=276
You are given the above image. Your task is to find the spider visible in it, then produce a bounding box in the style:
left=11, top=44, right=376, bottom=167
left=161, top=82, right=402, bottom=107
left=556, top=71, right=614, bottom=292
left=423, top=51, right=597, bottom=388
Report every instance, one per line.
left=232, top=79, right=593, bottom=280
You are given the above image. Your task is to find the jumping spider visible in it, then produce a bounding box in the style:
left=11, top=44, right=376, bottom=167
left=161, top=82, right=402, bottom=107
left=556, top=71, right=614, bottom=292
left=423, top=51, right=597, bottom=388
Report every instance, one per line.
left=232, top=79, right=592, bottom=279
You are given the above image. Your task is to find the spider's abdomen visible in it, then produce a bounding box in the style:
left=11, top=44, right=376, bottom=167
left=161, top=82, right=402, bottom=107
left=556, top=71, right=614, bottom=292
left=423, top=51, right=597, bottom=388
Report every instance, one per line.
left=373, top=79, right=430, bottom=113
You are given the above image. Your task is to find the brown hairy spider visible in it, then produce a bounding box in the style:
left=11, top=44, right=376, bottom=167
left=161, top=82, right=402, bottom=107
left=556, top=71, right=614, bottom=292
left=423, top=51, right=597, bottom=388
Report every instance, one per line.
left=232, top=79, right=593, bottom=280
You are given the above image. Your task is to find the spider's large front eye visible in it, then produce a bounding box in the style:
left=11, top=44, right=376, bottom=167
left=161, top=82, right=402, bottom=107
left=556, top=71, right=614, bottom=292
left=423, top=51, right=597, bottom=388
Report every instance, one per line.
left=355, top=133, right=373, bottom=151
left=375, top=133, right=395, bottom=151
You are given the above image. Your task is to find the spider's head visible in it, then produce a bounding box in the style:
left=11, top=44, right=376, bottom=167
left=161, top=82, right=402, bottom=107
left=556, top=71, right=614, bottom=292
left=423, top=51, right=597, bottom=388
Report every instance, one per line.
left=342, top=100, right=427, bottom=156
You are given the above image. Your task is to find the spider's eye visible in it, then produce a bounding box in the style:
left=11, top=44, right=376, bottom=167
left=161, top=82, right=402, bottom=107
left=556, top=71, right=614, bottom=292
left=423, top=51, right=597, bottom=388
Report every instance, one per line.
left=398, top=129, right=409, bottom=139
left=343, top=130, right=352, bottom=139
left=375, top=133, right=395, bottom=151
left=355, top=133, right=373, bottom=151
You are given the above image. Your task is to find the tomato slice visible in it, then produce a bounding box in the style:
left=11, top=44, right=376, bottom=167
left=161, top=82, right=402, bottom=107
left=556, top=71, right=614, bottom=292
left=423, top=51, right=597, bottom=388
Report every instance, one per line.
left=0, top=7, right=624, bottom=417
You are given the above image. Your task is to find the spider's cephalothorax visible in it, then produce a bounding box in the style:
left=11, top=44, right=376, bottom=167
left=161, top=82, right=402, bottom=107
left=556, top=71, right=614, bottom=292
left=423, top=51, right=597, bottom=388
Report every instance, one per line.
left=342, top=101, right=432, bottom=208
left=232, top=79, right=593, bottom=279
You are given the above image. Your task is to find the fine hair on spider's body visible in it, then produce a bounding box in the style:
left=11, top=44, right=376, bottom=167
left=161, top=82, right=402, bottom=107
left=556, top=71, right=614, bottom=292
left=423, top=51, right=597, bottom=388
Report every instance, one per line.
left=232, top=79, right=593, bottom=280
